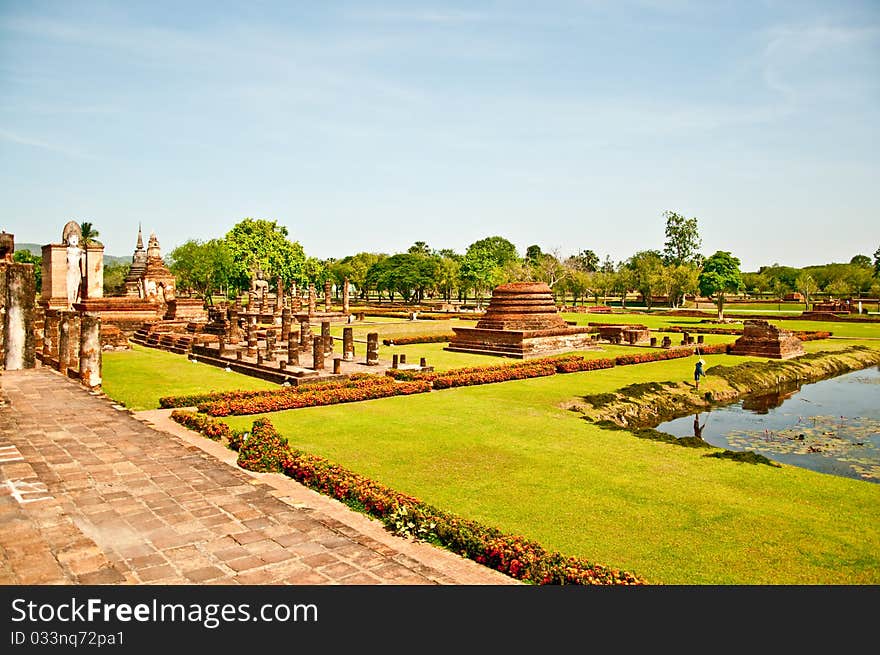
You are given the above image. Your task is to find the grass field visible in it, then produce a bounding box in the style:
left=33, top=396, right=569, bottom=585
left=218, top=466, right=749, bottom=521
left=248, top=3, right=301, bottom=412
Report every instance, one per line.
left=101, top=315, right=880, bottom=584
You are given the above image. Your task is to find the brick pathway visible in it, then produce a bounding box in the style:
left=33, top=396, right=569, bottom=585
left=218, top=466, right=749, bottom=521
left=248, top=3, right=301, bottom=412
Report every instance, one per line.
left=0, top=366, right=516, bottom=585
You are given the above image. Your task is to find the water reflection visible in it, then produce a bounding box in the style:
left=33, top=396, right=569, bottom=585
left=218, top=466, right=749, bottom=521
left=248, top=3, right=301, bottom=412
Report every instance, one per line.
left=657, top=367, right=880, bottom=483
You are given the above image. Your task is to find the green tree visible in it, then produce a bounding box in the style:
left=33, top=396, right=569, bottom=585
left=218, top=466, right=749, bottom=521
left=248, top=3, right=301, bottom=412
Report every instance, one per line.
left=624, top=250, right=664, bottom=309
left=795, top=272, right=819, bottom=310
left=662, top=210, right=702, bottom=266
left=13, top=250, right=42, bottom=292
left=435, top=255, right=461, bottom=301
left=168, top=239, right=234, bottom=301
left=566, top=249, right=599, bottom=272
left=525, top=244, right=543, bottom=265
left=102, top=262, right=131, bottom=296
left=366, top=253, right=438, bottom=303
left=850, top=254, right=871, bottom=268
left=874, top=245, right=880, bottom=277
left=407, top=241, right=431, bottom=256
left=460, top=236, right=518, bottom=305
left=589, top=270, right=616, bottom=305
left=698, top=251, right=743, bottom=321
left=78, top=221, right=101, bottom=300
left=224, top=218, right=307, bottom=292
left=532, top=250, right=567, bottom=293
left=826, top=278, right=852, bottom=299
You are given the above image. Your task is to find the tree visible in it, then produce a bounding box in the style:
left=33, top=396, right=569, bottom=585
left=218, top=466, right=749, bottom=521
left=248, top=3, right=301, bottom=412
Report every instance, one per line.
left=850, top=254, right=871, bottom=268
left=662, top=210, right=702, bottom=266
left=698, top=251, right=743, bottom=321
left=624, top=250, right=664, bottom=309
left=874, top=245, right=880, bottom=277
left=12, top=250, right=42, bottom=292
left=79, top=222, right=101, bottom=246
left=795, top=272, right=819, bottom=310
left=168, top=239, right=234, bottom=300
left=78, top=221, right=101, bottom=300
left=224, top=218, right=307, bottom=292
left=568, top=249, right=599, bottom=272
left=826, top=278, right=852, bottom=299
left=408, top=241, right=431, bottom=256
left=102, top=262, right=131, bottom=296
left=525, top=245, right=543, bottom=265
left=532, top=250, right=567, bottom=292
left=460, top=236, right=518, bottom=305
left=366, top=253, right=438, bottom=303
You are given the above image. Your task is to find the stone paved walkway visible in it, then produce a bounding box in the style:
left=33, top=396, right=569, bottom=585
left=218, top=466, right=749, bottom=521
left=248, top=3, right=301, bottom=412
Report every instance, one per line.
left=0, top=366, right=516, bottom=585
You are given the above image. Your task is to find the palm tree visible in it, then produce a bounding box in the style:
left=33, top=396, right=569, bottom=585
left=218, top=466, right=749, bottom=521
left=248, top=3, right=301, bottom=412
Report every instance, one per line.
left=79, top=222, right=101, bottom=300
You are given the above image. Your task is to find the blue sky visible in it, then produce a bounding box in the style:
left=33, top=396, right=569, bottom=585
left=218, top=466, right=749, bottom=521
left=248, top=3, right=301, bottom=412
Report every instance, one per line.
left=1, top=0, right=878, bottom=271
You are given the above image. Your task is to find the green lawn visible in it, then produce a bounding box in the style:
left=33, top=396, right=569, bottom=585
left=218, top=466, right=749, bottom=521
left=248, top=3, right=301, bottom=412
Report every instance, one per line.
left=101, top=317, right=880, bottom=584
left=102, top=344, right=276, bottom=410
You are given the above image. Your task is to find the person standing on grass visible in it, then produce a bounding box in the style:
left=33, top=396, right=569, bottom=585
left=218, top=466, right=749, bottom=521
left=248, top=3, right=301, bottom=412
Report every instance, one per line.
left=694, top=358, right=705, bottom=390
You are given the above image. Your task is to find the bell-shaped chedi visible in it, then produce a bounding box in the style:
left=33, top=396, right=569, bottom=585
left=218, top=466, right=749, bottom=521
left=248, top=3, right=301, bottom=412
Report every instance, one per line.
left=446, top=282, right=600, bottom=358
left=474, top=282, right=569, bottom=331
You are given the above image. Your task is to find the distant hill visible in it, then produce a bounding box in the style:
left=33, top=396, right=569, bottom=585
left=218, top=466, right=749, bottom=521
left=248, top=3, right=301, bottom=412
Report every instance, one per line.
left=15, top=242, right=131, bottom=266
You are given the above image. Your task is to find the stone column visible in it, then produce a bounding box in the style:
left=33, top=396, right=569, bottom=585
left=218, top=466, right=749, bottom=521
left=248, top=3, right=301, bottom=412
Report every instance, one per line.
left=281, top=307, right=291, bottom=342
left=324, top=280, right=332, bottom=312
left=276, top=277, right=284, bottom=313
left=366, top=332, right=379, bottom=366
left=392, top=354, right=399, bottom=369
left=321, top=321, right=332, bottom=355
left=57, top=311, right=72, bottom=374
left=333, top=357, right=341, bottom=374
left=247, top=323, right=257, bottom=357
left=1, top=262, right=36, bottom=370
left=342, top=277, right=350, bottom=315
left=312, top=335, right=324, bottom=370
left=218, top=335, right=226, bottom=356
left=308, top=284, right=316, bottom=315
left=78, top=312, right=101, bottom=389
left=228, top=308, right=241, bottom=344
left=65, top=313, right=80, bottom=374
left=342, top=327, right=354, bottom=361
left=299, top=318, right=311, bottom=350
left=248, top=291, right=256, bottom=311
left=265, top=329, right=275, bottom=362
left=399, top=353, right=406, bottom=364
left=288, top=338, right=299, bottom=366
left=419, top=357, right=427, bottom=368
left=43, top=310, right=60, bottom=362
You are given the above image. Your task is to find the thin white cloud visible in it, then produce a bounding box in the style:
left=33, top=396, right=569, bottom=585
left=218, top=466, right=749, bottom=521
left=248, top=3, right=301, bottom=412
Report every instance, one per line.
left=0, top=128, right=93, bottom=159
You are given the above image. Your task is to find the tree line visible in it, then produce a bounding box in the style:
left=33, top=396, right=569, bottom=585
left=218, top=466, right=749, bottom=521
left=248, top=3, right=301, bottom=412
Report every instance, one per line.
left=16, top=215, right=879, bottom=320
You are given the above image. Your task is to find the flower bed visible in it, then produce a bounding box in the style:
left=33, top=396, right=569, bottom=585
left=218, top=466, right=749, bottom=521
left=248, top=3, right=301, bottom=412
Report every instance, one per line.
left=159, top=374, right=380, bottom=408
left=693, top=342, right=731, bottom=355
left=382, top=333, right=455, bottom=346
left=614, top=349, right=693, bottom=366
left=209, top=417, right=648, bottom=585
left=170, top=410, right=233, bottom=441
left=796, top=330, right=832, bottom=341
left=432, top=361, right=558, bottom=389
left=199, top=378, right=432, bottom=416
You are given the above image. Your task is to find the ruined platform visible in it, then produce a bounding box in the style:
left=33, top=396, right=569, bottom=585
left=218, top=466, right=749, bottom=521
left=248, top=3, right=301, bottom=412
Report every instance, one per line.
left=729, top=319, right=805, bottom=359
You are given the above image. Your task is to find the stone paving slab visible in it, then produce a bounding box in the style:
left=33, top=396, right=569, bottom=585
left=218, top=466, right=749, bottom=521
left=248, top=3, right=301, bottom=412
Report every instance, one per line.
left=0, top=366, right=517, bottom=586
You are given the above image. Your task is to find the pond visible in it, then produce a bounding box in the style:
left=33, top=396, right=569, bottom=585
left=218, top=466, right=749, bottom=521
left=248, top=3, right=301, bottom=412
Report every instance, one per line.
left=656, top=366, right=880, bottom=483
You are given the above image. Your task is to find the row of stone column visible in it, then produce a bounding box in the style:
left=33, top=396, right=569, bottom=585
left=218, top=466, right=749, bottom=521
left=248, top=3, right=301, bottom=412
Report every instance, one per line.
left=40, top=309, right=102, bottom=389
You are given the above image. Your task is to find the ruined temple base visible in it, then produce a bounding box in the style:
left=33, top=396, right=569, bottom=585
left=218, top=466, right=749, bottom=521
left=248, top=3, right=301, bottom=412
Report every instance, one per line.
left=445, top=326, right=601, bottom=359
left=729, top=319, right=805, bottom=359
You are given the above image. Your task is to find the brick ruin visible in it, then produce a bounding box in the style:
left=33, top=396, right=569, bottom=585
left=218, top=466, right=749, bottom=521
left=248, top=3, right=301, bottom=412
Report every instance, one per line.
left=446, top=282, right=601, bottom=358
left=729, top=320, right=805, bottom=359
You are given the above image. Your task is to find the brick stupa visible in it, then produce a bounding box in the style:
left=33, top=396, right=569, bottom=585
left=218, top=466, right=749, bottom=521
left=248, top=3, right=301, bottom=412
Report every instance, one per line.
left=729, top=320, right=805, bottom=359
left=445, top=282, right=600, bottom=358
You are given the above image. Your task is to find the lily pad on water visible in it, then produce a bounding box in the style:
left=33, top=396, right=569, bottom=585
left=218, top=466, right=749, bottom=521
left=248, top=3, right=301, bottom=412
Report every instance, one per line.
left=724, top=415, right=880, bottom=481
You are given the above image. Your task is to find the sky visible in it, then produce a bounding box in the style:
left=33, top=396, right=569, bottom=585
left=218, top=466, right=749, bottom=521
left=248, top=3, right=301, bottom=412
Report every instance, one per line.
left=1, top=0, right=878, bottom=272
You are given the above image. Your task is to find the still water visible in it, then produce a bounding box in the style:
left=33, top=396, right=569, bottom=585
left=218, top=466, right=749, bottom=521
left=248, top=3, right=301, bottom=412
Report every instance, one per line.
left=656, top=366, right=880, bottom=483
